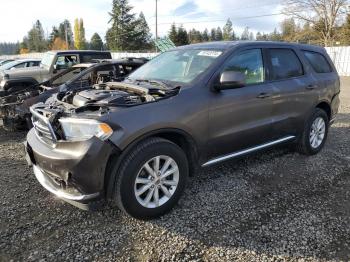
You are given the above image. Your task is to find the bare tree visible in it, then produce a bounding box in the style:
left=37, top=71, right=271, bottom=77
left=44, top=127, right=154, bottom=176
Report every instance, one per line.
left=283, top=0, right=349, bottom=46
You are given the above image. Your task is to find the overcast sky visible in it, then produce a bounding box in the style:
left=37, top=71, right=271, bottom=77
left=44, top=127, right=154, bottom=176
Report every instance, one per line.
left=0, top=0, right=285, bottom=42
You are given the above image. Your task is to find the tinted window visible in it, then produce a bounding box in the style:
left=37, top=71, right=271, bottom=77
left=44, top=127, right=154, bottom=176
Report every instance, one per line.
left=13, top=62, right=26, bottom=69
left=223, top=49, right=264, bottom=84
left=269, top=49, right=303, bottom=80
left=81, top=53, right=111, bottom=63
left=303, top=51, right=332, bottom=73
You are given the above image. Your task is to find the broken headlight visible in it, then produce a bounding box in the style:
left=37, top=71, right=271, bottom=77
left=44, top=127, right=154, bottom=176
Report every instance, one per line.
left=59, top=118, right=113, bottom=141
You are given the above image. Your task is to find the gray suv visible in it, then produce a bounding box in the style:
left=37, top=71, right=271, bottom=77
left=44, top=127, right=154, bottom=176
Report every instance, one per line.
left=25, top=41, right=340, bottom=219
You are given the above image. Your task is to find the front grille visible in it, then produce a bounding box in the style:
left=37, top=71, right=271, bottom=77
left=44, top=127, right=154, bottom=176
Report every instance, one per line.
left=30, top=105, right=58, bottom=145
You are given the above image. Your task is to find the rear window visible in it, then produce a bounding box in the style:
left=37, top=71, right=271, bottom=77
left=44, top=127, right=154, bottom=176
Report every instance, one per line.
left=303, top=51, right=332, bottom=73
left=268, top=49, right=304, bottom=80
left=81, top=53, right=111, bottom=63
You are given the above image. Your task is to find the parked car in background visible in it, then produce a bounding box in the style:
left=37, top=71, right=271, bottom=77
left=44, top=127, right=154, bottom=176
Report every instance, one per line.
left=25, top=41, right=340, bottom=219
left=0, top=59, right=40, bottom=73
left=0, top=59, right=15, bottom=67
left=0, top=50, right=112, bottom=97
left=0, top=58, right=147, bottom=130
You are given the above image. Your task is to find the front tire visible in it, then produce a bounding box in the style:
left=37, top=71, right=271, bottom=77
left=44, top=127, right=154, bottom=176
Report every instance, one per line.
left=111, top=137, right=189, bottom=219
left=296, top=108, right=329, bottom=155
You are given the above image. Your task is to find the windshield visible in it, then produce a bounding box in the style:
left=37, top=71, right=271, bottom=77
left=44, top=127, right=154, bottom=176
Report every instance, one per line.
left=128, top=49, right=223, bottom=84
left=50, top=67, right=87, bottom=86
left=41, top=53, right=55, bottom=68
left=0, top=60, right=21, bottom=71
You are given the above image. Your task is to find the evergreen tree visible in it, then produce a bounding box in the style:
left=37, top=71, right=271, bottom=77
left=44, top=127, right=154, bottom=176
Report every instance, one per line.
left=241, top=27, right=250, bottom=40
left=269, top=28, right=282, bottom=41
left=49, top=26, right=60, bottom=47
left=27, top=20, right=47, bottom=52
left=256, top=32, right=262, bottom=40
left=58, top=20, right=74, bottom=48
left=0, top=42, right=20, bottom=55
left=215, top=27, right=223, bottom=41
left=223, top=19, right=233, bottom=40
left=133, top=12, right=152, bottom=50
left=106, top=0, right=138, bottom=51
left=90, top=33, right=104, bottom=50
left=177, top=25, right=189, bottom=46
left=189, top=29, right=202, bottom=43
left=169, top=23, right=178, bottom=44
left=202, top=29, right=209, bottom=42
left=210, top=28, right=216, bottom=41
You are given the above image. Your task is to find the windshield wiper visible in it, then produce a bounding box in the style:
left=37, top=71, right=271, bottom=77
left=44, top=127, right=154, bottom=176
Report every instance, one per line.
left=134, top=79, right=171, bottom=89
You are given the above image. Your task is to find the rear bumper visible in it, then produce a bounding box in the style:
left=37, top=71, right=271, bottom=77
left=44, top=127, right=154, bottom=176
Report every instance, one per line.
left=25, top=128, right=118, bottom=209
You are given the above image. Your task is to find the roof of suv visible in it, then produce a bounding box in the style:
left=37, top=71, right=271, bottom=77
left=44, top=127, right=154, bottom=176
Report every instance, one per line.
left=177, top=41, right=326, bottom=53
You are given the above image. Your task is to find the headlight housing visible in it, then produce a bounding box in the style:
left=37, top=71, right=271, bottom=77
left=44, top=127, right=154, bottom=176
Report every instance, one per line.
left=59, top=118, right=113, bottom=141
left=0, top=79, right=6, bottom=89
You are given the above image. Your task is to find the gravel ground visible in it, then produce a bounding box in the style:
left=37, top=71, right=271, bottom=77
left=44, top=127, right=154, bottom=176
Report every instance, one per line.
left=1, top=78, right=350, bottom=262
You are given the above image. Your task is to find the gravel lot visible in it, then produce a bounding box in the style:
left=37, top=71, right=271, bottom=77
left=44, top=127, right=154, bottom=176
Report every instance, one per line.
left=1, top=78, right=349, bottom=262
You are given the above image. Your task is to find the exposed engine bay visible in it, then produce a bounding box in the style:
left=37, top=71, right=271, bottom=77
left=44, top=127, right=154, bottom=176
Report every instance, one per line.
left=30, top=81, right=180, bottom=142
left=54, top=81, right=180, bottom=111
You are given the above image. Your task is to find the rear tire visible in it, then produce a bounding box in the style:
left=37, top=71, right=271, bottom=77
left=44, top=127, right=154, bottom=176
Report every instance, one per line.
left=296, top=108, right=329, bottom=155
left=110, top=137, right=189, bottom=219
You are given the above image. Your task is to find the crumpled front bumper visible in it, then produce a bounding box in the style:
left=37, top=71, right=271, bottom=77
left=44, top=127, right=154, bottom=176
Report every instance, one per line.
left=25, top=128, right=118, bottom=210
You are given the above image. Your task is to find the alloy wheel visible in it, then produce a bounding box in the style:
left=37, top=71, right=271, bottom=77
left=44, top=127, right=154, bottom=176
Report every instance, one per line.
left=134, top=155, right=179, bottom=208
left=309, top=117, right=326, bottom=149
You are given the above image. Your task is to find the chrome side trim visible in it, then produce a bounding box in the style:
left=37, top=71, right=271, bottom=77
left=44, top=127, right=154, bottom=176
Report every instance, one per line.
left=202, top=136, right=296, bottom=167
left=33, top=165, right=99, bottom=201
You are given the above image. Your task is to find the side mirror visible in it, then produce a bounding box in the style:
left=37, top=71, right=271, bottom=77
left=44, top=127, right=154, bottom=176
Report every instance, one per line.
left=217, top=71, right=246, bottom=90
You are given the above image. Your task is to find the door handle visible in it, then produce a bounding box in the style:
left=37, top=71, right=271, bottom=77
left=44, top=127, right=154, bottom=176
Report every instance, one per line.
left=306, top=84, right=317, bottom=90
left=257, top=93, right=271, bottom=99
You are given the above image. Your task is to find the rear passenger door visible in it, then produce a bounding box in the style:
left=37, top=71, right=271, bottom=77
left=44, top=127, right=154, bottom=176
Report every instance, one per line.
left=208, top=48, right=277, bottom=159
left=266, top=48, right=318, bottom=139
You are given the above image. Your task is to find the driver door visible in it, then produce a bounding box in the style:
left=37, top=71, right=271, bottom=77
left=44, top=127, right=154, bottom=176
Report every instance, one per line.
left=207, top=48, right=277, bottom=159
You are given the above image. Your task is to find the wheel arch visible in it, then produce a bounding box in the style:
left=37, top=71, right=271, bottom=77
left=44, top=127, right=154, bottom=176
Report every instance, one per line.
left=104, top=128, right=200, bottom=200
left=315, top=101, right=331, bottom=120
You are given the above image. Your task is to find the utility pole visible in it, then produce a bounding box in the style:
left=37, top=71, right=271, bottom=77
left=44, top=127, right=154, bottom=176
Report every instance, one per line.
left=65, top=22, right=68, bottom=49
left=155, top=0, right=158, bottom=39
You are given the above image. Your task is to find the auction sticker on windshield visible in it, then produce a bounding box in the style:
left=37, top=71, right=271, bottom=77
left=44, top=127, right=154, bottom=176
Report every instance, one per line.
left=198, top=51, right=222, bottom=57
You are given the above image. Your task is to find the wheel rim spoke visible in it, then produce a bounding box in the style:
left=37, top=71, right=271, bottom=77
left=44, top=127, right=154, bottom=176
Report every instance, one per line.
left=162, top=180, right=178, bottom=186
left=160, top=166, right=178, bottom=179
left=143, top=187, right=154, bottom=206
left=135, top=177, right=151, bottom=185
left=136, top=183, right=152, bottom=196
left=160, top=157, right=173, bottom=174
left=160, top=185, right=172, bottom=198
left=154, top=156, right=160, bottom=172
left=144, top=163, right=155, bottom=177
left=153, top=187, right=159, bottom=207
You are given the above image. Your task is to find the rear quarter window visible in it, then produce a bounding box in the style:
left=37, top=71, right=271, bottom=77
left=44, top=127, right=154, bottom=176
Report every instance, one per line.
left=303, top=50, right=333, bottom=73
left=268, top=49, right=304, bottom=81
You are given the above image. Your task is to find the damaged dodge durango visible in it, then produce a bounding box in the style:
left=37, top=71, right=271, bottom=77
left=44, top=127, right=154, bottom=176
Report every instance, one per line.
left=25, top=41, right=340, bottom=219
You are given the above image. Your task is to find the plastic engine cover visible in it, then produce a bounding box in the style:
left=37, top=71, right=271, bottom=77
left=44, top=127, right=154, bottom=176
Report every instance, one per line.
left=73, top=89, right=130, bottom=107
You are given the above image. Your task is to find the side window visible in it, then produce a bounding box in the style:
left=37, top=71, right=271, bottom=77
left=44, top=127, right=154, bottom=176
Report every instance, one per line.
left=303, top=51, right=332, bottom=73
left=268, top=49, right=303, bottom=80
left=13, top=62, right=26, bottom=69
left=223, top=49, right=264, bottom=84
left=55, top=55, right=78, bottom=69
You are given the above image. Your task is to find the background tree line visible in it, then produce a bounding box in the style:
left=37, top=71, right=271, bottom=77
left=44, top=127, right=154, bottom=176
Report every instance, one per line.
left=0, top=0, right=349, bottom=55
